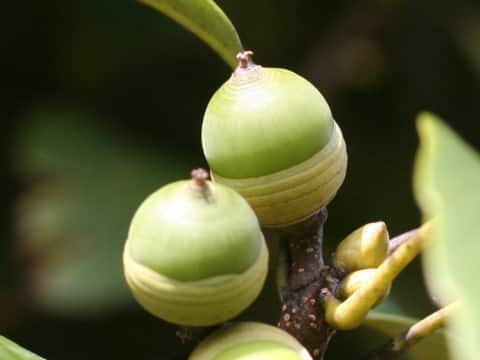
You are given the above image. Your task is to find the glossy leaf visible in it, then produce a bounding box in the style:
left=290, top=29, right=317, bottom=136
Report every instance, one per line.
left=364, top=312, right=450, bottom=359
left=139, top=0, right=242, bottom=68
left=327, top=311, right=449, bottom=359
left=0, top=336, right=45, bottom=360
left=414, top=112, right=480, bottom=359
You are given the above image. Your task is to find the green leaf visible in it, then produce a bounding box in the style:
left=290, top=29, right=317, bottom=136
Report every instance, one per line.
left=364, top=312, right=450, bottom=359
left=326, top=311, right=449, bottom=359
left=414, top=112, right=480, bottom=359
left=15, top=105, right=191, bottom=315
left=140, top=0, right=242, bottom=68
left=373, top=298, right=408, bottom=316
left=0, top=336, right=45, bottom=360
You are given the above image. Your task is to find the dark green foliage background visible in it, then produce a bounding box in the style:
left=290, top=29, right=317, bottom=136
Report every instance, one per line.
left=1, top=0, right=479, bottom=358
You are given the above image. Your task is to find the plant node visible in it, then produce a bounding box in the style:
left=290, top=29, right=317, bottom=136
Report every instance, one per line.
left=236, top=50, right=255, bottom=69
left=190, top=168, right=210, bottom=191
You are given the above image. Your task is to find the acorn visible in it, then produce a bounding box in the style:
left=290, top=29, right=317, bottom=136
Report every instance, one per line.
left=189, top=322, right=312, bottom=359
left=336, top=268, right=390, bottom=307
left=123, top=169, right=269, bottom=326
left=202, top=51, right=347, bottom=227
left=333, top=222, right=389, bottom=272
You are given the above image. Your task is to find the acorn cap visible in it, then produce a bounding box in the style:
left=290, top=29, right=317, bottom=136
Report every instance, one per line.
left=212, top=122, right=347, bottom=226
left=123, top=239, right=268, bottom=326
left=189, top=322, right=312, bottom=360
left=123, top=171, right=268, bottom=326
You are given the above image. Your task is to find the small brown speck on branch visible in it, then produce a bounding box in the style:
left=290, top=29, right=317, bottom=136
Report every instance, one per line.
left=267, top=208, right=338, bottom=359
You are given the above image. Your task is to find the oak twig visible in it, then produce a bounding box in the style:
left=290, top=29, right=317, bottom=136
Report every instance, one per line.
left=364, top=302, right=459, bottom=359
left=266, top=208, right=337, bottom=360
left=325, top=222, right=432, bottom=330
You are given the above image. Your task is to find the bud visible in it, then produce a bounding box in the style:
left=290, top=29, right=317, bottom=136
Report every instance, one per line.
left=333, top=222, right=389, bottom=272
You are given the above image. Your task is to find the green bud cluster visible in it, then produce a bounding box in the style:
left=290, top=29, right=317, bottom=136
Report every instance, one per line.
left=333, top=222, right=391, bottom=308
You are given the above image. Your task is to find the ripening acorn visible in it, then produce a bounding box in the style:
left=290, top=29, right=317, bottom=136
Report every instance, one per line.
left=189, top=322, right=312, bottom=360
left=202, top=51, right=347, bottom=227
left=123, top=169, right=269, bottom=326
left=333, top=221, right=389, bottom=272
left=336, top=268, right=391, bottom=307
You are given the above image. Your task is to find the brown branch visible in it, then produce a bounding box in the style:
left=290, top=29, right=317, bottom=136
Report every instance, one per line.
left=363, top=302, right=459, bottom=360
left=266, top=208, right=337, bottom=360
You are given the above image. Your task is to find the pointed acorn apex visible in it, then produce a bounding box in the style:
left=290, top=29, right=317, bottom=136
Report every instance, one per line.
left=333, top=222, right=389, bottom=272
left=123, top=169, right=268, bottom=326
left=236, top=50, right=255, bottom=70
left=202, top=50, right=347, bottom=227
left=189, top=322, right=312, bottom=359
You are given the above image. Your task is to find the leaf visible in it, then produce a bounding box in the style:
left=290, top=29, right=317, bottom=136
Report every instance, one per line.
left=414, top=112, right=480, bottom=359
left=451, top=14, right=480, bottom=78
left=15, top=105, right=191, bottom=315
left=140, top=0, right=242, bottom=68
left=373, top=298, right=408, bottom=316
left=365, top=312, right=449, bottom=359
left=0, top=336, right=45, bottom=360
left=364, top=312, right=450, bottom=359
left=326, top=311, right=449, bottom=359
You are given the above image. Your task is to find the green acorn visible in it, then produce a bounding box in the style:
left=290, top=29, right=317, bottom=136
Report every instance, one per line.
left=123, top=169, right=268, bottom=326
left=189, top=322, right=312, bottom=359
left=202, top=51, right=347, bottom=227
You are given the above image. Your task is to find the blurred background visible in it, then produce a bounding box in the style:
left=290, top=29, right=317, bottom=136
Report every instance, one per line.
left=1, top=0, right=480, bottom=358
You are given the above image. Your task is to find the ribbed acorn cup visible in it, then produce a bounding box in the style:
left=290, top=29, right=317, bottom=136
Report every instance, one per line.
left=189, top=322, right=312, bottom=360
left=202, top=51, right=347, bottom=227
left=123, top=169, right=268, bottom=326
